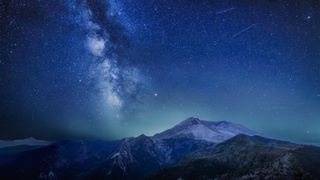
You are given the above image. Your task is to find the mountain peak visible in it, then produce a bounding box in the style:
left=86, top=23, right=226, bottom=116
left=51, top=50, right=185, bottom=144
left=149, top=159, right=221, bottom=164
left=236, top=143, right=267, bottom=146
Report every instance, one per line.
left=153, top=117, right=256, bottom=143
left=136, top=134, right=149, bottom=140
left=178, top=117, right=202, bottom=126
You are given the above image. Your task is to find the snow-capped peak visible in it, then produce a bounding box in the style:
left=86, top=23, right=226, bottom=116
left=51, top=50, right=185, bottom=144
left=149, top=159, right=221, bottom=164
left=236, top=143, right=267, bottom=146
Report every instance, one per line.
left=176, top=117, right=202, bottom=126
left=153, top=117, right=257, bottom=143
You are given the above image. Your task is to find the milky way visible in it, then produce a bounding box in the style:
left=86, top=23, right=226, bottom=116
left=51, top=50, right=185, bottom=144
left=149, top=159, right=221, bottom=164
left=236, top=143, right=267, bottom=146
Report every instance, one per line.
left=71, top=0, right=145, bottom=111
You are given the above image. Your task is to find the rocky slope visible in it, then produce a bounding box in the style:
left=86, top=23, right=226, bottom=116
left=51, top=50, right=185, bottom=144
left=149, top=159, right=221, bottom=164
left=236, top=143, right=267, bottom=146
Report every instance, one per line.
left=148, top=134, right=320, bottom=180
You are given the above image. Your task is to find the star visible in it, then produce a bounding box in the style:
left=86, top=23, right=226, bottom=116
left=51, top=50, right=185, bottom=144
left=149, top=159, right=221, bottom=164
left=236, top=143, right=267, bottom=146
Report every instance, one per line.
left=154, top=92, right=158, bottom=97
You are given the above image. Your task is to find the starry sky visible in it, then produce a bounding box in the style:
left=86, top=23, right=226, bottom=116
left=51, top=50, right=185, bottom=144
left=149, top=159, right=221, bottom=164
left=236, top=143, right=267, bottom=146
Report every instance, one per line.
left=1, top=0, right=320, bottom=143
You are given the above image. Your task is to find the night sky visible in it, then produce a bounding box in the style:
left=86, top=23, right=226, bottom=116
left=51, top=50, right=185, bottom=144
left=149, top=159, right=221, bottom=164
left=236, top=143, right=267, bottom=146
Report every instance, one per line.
left=1, top=0, right=320, bottom=143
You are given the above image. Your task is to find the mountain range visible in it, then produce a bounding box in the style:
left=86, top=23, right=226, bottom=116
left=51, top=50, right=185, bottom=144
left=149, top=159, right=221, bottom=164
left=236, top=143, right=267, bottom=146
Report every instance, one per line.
left=0, top=117, right=319, bottom=179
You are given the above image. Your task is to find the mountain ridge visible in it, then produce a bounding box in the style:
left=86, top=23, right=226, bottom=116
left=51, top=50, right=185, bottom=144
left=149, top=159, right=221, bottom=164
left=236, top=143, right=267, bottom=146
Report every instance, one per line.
left=148, top=134, right=320, bottom=180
